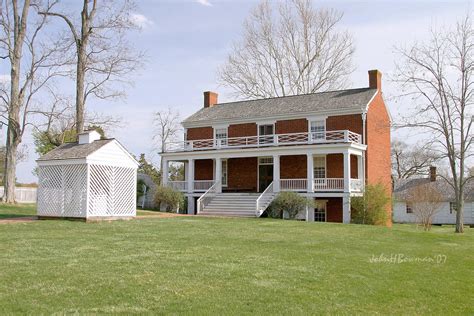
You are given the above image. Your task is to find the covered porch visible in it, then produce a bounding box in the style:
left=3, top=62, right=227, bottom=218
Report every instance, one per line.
left=163, top=151, right=364, bottom=195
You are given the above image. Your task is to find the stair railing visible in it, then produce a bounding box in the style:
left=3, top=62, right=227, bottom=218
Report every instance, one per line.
left=255, top=181, right=274, bottom=217
left=197, top=180, right=220, bottom=214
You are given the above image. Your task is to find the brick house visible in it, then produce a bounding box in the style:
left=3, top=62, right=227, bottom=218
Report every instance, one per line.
left=161, top=70, right=391, bottom=223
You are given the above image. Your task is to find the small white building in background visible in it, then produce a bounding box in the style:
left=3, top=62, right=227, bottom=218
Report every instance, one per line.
left=36, top=130, right=139, bottom=220
left=393, top=170, right=474, bottom=225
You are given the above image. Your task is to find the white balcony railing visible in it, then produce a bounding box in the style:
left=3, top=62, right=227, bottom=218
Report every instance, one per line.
left=350, top=179, right=363, bottom=192
left=170, top=179, right=362, bottom=193
left=280, top=179, right=307, bottom=191
left=168, top=181, right=187, bottom=191
left=193, top=180, right=215, bottom=192
left=169, top=180, right=215, bottom=192
left=164, top=130, right=362, bottom=152
left=313, top=178, right=344, bottom=191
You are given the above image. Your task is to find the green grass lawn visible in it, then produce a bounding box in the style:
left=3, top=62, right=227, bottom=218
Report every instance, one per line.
left=0, top=203, right=36, bottom=219
left=0, top=205, right=473, bottom=314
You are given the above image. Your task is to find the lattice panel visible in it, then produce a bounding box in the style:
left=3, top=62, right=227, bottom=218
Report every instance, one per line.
left=37, top=164, right=87, bottom=217
left=88, top=164, right=136, bottom=217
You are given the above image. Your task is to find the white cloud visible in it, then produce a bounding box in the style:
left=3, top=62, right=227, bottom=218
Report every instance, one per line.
left=130, top=13, right=154, bottom=29
left=0, top=74, right=10, bottom=84
left=195, top=0, right=212, bottom=7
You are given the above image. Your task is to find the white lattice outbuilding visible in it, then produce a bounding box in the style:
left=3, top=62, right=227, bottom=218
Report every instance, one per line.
left=36, top=130, right=139, bottom=219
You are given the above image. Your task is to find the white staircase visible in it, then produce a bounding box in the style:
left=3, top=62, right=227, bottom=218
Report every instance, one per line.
left=199, top=192, right=276, bottom=217
left=197, top=181, right=276, bottom=218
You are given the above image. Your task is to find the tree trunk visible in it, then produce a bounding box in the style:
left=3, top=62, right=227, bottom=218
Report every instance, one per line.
left=75, top=46, right=86, bottom=134
left=455, top=199, right=464, bottom=233
left=3, top=140, right=19, bottom=203
left=4, top=0, right=30, bottom=203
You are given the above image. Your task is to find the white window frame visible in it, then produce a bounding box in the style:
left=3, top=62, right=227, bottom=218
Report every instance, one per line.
left=222, top=159, right=228, bottom=187
left=257, top=123, right=275, bottom=145
left=214, top=126, right=228, bottom=147
left=313, top=156, right=326, bottom=179
left=449, top=202, right=456, bottom=214
left=314, top=200, right=327, bottom=222
left=309, top=119, right=326, bottom=141
left=406, top=203, right=413, bottom=214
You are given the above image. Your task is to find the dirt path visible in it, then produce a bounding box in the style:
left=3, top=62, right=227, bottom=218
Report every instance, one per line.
left=0, top=216, right=38, bottom=224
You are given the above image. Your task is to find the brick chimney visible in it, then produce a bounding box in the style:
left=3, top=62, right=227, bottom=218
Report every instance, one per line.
left=204, top=91, right=218, bottom=108
left=429, top=166, right=437, bottom=182
left=368, top=69, right=382, bottom=90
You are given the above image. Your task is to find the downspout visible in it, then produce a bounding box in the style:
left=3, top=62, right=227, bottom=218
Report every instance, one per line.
left=362, top=112, right=367, bottom=189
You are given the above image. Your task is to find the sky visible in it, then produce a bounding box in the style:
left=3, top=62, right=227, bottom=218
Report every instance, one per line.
left=9, top=0, right=471, bottom=183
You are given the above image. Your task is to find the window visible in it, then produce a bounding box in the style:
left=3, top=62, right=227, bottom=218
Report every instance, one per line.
left=222, top=160, right=228, bottom=187
left=310, top=120, right=325, bottom=140
left=449, top=202, right=456, bottom=214
left=314, top=200, right=327, bottom=222
left=215, top=128, right=228, bottom=147
left=258, top=124, right=274, bottom=144
left=258, top=157, right=274, bottom=165
left=406, top=203, right=413, bottom=214
left=313, top=156, right=326, bottom=179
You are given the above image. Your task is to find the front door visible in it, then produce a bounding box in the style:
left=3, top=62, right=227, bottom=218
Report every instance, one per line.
left=259, top=164, right=273, bottom=192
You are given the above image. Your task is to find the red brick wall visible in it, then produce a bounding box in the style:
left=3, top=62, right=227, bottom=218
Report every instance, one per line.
left=227, top=157, right=257, bottom=191
left=228, top=123, right=257, bottom=138
left=366, top=92, right=392, bottom=225
left=280, top=155, right=306, bottom=178
left=194, top=159, right=213, bottom=180
left=325, top=154, right=358, bottom=179
left=275, top=119, right=308, bottom=134
left=326, top=114, right=363, bottom=134
left=187, top=127, right=213, bottom=140
left=315, top=197, right=342, bottom=223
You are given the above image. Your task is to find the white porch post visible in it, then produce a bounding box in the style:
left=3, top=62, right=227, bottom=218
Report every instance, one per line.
left=343, top=196, right=351, bottom=224
left=357, top=155, right=363, bottom=181
left=215, top=157, right=222, bottom=193
left=307, top=153, right=314, bottom=192
left=273, top=154, right=280, bottom=192
left=162, top=158, right=169, bottom=187
left=187, top=159, right=194, bottom=194
left=306, top=198, right=315, bottom=221
left=343, top=151, right=351, bottom=193
left=187, top=196, right=195, bottom=215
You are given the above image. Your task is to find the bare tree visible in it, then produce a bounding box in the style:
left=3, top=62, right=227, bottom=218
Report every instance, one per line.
left=153, top=107, right=180, bottom=183
left=405, top=183, right=444, bottom=231
left=39, top=0, right=143, bottom=134
left=394, top=15, right=474, bottom=233
left=218, top=0, right=355, bottom=99
left=392, top=139, right=439, bottom=179
left=0, top=0, right=67, bottom=203
left=33, top=91, right=121, bottom=155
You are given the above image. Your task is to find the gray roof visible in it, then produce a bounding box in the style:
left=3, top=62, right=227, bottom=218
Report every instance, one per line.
left=393, top=178, right=474, bottom=202
left=183, top=88, right=377, bottom=125
left=37, top=139, right=114, bottom=161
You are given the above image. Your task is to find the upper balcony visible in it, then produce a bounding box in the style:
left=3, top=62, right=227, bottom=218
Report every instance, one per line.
left=164, top=130, right=362, bottom=153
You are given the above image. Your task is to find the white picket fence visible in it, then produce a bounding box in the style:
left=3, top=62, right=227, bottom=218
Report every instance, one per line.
left=0, top=186, right=37, bottom=203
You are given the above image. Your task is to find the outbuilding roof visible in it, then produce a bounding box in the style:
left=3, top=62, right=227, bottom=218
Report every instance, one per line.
left=37, top=139, right=114, bottom=161
left=393, top=178, right=474, bottom=202
left=183, top=87, right=377, bottom=125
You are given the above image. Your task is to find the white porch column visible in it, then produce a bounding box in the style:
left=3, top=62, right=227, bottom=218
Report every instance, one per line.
left=306, top=197, right=315, bottom=221
left=215, top=157, right=222, bottom=193
left=162, top=158, right=169, bottom=187
left=273, top=154, right=280, bottom=192
left=307, top=153, right=314, bottom=193
left=187, top=196, right=195, bottom=215
left=343, top=195, right=351, bottom=224
left=343, top=151, right=351, bottom=193
left=357, top=155, right=363, bottom=180
left=187, top=159, right=194, bottom=193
